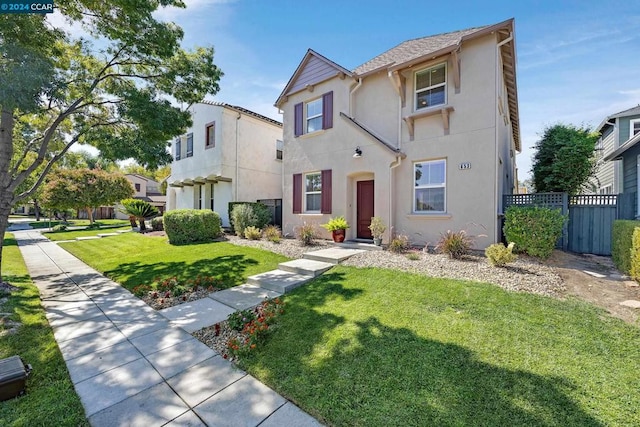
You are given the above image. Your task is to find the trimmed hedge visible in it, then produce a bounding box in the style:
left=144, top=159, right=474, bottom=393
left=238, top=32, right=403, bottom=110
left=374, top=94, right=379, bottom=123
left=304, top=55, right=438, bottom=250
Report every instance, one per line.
left=228, top=202, right=271, bottom=232
left=612, top=220, right=640, bottom=274
left=503, top=206, right=566, bottom=259
left=164, top=209, right=221, bottom=245
left=631, top=228, right=640, bottom=281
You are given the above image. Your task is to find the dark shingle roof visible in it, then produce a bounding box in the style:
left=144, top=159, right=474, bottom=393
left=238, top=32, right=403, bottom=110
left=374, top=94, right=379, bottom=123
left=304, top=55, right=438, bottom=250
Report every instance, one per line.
left=353, top=26, right=490, bottom=75
left=201, top=101, right=282, bottom=127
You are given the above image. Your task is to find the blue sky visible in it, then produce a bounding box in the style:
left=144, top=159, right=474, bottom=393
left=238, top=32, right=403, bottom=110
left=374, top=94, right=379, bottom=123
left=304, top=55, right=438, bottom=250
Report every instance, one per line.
left=72, top=1, right=640, bottom=179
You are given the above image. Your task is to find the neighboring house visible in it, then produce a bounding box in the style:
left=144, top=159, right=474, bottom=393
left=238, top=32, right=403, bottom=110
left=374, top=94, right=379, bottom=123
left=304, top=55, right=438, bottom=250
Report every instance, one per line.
left=595, top=105, right=640, bottom=195
left=275, top=19, right=520, bottom=248
left=166, top=102, right=283, bottom=227
left=602, top=105, right=640, bottom=216
left=114, top=174, right=166, bottom=220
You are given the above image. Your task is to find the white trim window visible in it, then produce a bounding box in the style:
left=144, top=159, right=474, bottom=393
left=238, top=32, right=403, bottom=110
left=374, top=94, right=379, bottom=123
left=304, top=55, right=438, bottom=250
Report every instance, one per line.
left=209, top=183, right=215, bottom=211
left=304, top=172, right=322, bottom=212
left=197, top=185, right=203, bottom=209
left=630, top=119, right=640, bottom=139
left=599, top=185, right=613, bottom=195
left=276, top=139, right=283, bottom=160
left=415, top=63, right=446, bottom=110
left=306, top=98, right=323, bottom=133
left=414, top=159, right=446, bottom=212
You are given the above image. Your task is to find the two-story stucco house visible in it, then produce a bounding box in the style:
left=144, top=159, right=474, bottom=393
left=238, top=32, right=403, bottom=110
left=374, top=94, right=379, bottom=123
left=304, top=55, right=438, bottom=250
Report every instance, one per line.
left=594, top=105, right=640, bottom=195
left=275, top=19, right=520, bottom=248
left=167, top=102, right=283, bottom=227
left=114, top=174, right=166, bottom=220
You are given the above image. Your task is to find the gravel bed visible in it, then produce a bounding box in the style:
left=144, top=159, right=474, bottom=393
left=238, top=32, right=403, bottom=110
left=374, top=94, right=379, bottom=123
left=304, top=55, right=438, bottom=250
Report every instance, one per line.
left=140, top=287, right=220, bottom=310
left=192, top=320, right=242, bottom=360
left=227, top=233, right=563, bottom=297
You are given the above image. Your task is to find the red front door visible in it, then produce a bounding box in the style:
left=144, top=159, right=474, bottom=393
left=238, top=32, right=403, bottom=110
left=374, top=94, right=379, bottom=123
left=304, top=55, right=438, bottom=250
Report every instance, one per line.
left=357, top=180, right=374, bottom=239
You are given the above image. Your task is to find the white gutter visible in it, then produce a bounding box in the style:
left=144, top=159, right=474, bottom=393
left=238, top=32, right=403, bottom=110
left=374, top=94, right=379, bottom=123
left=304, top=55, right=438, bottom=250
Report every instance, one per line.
left=389, top=156, right=402, bottom=240
left=349, top=78, right=363, bottom=117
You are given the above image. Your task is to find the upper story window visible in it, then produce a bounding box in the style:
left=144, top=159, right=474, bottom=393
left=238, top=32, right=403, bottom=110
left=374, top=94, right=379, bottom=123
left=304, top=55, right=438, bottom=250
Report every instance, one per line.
left=276, top=140, right=283, bottom=160
left=415, top=63, right=446, bottom=110
left=294, top=91, right=333, bottom=137
left=134, top=183, right=141, bottom=192
left=206, top=122, right=215, bottom=148
left=630, top=119, right=640, bottom=139
left=414, top=159, right=446, bottom=213
left=186, top=133, right=194, bottom=157
left=175, top=138, right=181, bottom=160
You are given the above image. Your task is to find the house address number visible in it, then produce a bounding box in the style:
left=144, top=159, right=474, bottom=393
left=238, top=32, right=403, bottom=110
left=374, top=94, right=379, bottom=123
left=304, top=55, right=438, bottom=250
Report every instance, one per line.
left=459, top=162, right=471, bottom=170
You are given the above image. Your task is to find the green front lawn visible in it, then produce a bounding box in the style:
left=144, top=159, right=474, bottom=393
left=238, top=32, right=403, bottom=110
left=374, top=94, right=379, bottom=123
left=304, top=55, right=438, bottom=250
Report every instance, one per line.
left=0, top=234, right=88, bottom=426
left=28, top=219, right=129, bottom=229
left=240, top=266, right=640, bottom=426
left=44, top=227, right=130, bottom=241
left=58, top=234, right=289, bottom=291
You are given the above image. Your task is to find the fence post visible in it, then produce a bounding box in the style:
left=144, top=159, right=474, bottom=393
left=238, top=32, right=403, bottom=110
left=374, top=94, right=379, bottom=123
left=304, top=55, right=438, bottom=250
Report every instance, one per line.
left=562, top=192, right=569, bottom=252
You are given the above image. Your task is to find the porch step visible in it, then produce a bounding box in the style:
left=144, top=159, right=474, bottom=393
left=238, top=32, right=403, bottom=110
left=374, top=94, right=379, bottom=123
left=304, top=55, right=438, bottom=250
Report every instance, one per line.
left=247, top=270, right=314, bottom=294
left=334, top=241, right=382, bottom=251
left=278, top=259, right=333, bottom=277
left=302, top=248, right=366, bottom=265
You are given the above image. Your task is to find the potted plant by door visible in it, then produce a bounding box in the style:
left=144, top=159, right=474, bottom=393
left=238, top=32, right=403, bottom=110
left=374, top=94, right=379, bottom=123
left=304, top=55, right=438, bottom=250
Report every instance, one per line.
left=369, top=216, right=386, bottom=246
left=321, top=216, right=350, bottom=243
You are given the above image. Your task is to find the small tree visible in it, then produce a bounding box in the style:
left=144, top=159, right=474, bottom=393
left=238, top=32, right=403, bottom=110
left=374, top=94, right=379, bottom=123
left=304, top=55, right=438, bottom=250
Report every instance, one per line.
left=532, top=124, right=599, bottom=195
left=120, top=198, right=158, bottom=232
left=41, top=169, right=134, bottom=224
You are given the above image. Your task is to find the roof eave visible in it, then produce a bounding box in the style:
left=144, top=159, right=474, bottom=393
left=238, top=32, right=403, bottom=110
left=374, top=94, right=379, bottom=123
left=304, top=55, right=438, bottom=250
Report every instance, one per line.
left=604, top=132, right=640, bottom=161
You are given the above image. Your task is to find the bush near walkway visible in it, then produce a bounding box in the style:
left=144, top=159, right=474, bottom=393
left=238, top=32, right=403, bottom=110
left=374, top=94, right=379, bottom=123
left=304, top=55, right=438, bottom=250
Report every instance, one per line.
left=164, top=209, right=221, bottom=245
left=503, top=206, right=565, bottom=258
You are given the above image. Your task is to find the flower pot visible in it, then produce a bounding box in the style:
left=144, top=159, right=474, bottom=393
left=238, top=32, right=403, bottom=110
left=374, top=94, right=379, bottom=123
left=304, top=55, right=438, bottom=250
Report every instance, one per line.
left=373, top=237, right=382, bottom=246
left=332, top=229, right=346, bottom=243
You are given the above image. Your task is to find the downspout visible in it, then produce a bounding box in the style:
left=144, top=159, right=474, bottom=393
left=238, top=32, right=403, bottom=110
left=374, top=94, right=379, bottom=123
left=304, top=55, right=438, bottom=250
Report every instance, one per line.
left=235, top=112, right=241, bottom=201
left=349, top=78, right=363, bottom=117
left=389, top=156, right=402, bottom=240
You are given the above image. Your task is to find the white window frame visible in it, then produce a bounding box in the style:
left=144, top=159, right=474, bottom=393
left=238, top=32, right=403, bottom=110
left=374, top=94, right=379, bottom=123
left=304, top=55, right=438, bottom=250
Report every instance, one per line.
left=175, top=138, right=181, bottom=160
left=209, top=183, right=215, bottom=211
left=414, top=63, right=447, bottom=111
left=413, top=159, right=446, bottom=213
left=197, top=184, right=203, bottom=209
left=304, top=172, right=322, bottom=213
left=276, top=139, right=283, bottom=160
left=599, top=184, right=613, bottom=195
left=306, top=98, right=323, bottom=133
left=630, top=119, right=640, bottom=139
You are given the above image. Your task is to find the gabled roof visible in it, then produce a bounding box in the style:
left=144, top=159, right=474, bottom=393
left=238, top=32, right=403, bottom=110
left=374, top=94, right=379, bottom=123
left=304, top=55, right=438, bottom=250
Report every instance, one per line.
left=275, top=49, right=353, bottom=107
left=597, top=105, right=640, bottom=132
left=200, top=101, right=282, bottom=127
left=604, top=131, right=640, bottom=161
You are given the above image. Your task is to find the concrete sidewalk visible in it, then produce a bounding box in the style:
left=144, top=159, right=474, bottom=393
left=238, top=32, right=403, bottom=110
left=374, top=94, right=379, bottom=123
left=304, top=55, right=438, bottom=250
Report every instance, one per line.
left=13, top=230, right=322, bottom=427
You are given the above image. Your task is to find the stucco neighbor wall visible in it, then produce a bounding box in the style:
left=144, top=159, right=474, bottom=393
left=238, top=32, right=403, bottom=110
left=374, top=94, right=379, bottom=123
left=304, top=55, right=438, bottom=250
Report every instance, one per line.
left=168, top=103, right=283, bottom=227
left=281, top=31, right=517, bottom=249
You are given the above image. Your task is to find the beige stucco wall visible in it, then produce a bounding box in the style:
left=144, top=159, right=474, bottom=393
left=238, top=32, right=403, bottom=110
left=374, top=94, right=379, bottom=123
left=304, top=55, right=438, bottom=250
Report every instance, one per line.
left=282, top=32, right=516, bottom=249
left=168, top=103, right=283, bottom=227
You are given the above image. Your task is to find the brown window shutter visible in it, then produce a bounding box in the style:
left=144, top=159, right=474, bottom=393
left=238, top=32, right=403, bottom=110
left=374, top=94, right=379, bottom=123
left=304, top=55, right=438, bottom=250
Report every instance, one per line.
left=294, top=103, right=304, bottom=136
left=322, top=91, right=333, bottom=129
left=293, top=173, right=302, bottom=214
left=321, top=169, right=332, bottom=214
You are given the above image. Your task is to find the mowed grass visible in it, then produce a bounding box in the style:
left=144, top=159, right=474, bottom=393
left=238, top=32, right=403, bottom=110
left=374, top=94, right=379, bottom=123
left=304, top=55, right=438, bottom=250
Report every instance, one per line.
left=44, top=226, right=130, bottom=241
left=58, top=233, right=289, bottom=291
left=27, top=219, right=129, bottom=229
left=0, top=234, right=88, bottom=426
left=240, top=266, right=640, bottom=427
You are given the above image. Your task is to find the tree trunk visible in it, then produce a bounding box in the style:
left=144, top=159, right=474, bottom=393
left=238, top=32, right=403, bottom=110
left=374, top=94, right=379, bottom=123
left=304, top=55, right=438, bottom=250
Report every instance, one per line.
left=0, top=202, right=12, bottom=281
left=138, top=216, right=147, bottom=232
left=85, top=207, right=94, bottom=225
left=0, top=109, right=16, bottom=281
left=34, top=199, right=41, bottom=221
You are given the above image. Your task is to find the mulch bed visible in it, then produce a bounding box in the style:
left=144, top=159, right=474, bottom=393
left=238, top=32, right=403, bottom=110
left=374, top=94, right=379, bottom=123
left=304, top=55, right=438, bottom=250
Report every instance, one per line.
left=139, top=286, right=221, bottom=310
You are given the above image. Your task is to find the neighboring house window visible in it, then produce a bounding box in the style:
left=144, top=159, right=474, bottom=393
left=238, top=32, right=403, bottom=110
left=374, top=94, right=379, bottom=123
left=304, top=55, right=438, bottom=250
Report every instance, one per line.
left=294, top=91, right=333, bottom=136
left=206, top=122, right=215, bottom=148
left=175, top=138, right=181, bottom=160
left=197, top=185, right=203, bottom=209
left=292, top=170, right=332, bottom=214
left=415, top=63, right=446, bottom=110
left=210, top=183, right=215, bottom=211
left=414, top=159, right=446, bottom=212
left=186, top=133, right=193, bottom=157
left=599, top=185, right=613, bottom=195
left=276, top=140, right=283, bottom=160
left=135, top=183, right=141, bottom=192
left=630, top=119, right=640, bottom=139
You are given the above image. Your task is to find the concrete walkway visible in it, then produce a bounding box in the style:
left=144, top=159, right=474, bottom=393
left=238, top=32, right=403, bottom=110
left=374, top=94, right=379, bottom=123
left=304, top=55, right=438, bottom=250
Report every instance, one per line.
left=13, top=229, right=327, bottom=427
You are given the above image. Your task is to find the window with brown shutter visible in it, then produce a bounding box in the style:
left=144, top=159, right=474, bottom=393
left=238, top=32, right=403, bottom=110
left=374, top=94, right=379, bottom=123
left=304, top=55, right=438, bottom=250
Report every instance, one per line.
left=321, top=169, right=332, bottom=213
left=294, top=103, right=303, bottom=137
left=293, top=173, right=302, bottom=213
left=322, top=91, right=333, bottom=130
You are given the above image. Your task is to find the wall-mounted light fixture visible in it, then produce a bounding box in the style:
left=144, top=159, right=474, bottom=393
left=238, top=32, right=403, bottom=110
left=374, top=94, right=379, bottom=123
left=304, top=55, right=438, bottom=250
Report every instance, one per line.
left=353, top=146, right=362, bottom=158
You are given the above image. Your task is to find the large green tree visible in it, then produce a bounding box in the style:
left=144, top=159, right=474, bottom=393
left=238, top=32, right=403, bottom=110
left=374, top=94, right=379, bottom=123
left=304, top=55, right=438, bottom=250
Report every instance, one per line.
left=531, top=124, right=600, bottom=195
left=0, top=0, right=222, bottom=278
left=41, top=169, right=134, bottom=224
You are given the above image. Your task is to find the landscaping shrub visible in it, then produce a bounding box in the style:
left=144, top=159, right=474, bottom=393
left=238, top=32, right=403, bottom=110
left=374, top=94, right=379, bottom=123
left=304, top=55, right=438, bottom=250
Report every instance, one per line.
left=296, top=222, right=317, bottom=246
left=231, top=204, right=257, bottom=237
left=164, top=209, right=221, bottom=245
left=263, top=225, right=281, bottom=243
left=612, top=220, right=640, bottom=274
left=436, top=230, right=473, bottom=259
left=228, top=202, right=271, bottom=233
left=151, top=216, right=164, bottom=231
left=485, top=242, right=517, bottom=267
left=406, top=252, right=421, bottom=261
left=227, top=309, right=257, bottom=332
left=51, top=224, right=67, bottom=232
left=503, top=206, right=566, bottom=258
left=244, top=226, right=262, bottom=240
left=388, top=234, right=410, bottom=253
left=630, top=228, right=640, bottom=282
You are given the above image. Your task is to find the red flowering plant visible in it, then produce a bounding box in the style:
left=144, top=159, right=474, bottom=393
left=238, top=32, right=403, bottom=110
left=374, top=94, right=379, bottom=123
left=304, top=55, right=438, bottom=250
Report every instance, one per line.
left=225, top=298, right=285, bottom=360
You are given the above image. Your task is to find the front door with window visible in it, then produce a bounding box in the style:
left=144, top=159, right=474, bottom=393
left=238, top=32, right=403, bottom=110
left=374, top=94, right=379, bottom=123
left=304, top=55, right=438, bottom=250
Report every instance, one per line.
left=357, top=180, right=374, bottom=239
